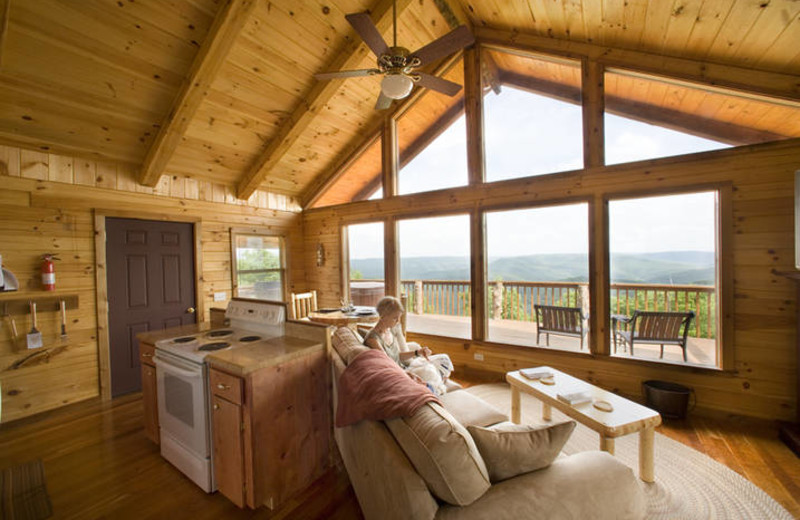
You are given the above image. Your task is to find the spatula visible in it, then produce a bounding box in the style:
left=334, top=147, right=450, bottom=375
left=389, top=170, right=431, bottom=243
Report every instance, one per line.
left=59, top=299, right=68, bottom=341
left=26, top=301, right=43, bottom=349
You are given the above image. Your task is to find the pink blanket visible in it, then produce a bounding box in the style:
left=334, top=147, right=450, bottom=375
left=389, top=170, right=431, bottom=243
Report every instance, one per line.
left=336, top=349, right=441, bottom=427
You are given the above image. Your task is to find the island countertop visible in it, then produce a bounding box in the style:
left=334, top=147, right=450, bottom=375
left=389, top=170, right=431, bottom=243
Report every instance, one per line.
left=206, top=335, right=325, bottom=376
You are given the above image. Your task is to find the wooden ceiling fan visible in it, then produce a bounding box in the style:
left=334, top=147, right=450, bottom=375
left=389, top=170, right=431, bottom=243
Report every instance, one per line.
left=315, top=1, right=474, bottom=110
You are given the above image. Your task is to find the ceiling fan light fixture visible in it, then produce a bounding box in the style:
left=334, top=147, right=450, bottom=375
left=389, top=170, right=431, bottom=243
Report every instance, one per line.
left=381, top=73, right=414, bottom=99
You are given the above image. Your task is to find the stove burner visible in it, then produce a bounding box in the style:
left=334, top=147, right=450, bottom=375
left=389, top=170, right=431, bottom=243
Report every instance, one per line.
left=206, top=329, right=233, bottom=338
left=198, top=342, right=231, bottom=352
left=172, top=336, right=197, bottom=344
left=238, top=335, right=262, bottom=342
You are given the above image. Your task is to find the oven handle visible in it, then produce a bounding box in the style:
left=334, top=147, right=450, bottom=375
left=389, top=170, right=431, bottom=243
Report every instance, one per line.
left=154, top=355, right=202, bottom=378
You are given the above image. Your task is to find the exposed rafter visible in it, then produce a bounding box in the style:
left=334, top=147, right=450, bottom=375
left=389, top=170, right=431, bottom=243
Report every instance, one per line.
left=236, top=0, right=414, bottom=201
left=477, top=27, right=800, bottom=103
left=138, top=0, right=257, bottom=187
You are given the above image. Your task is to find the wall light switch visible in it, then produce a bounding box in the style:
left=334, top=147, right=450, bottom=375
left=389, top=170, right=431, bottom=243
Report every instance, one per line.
left=213, top=291, right=227, bottom=302
left=473, top=353, right=484, bottom=361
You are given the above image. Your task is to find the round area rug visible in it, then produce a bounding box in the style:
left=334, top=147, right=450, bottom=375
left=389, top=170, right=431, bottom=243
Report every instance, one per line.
left=468, top=383, right=793, bottom=520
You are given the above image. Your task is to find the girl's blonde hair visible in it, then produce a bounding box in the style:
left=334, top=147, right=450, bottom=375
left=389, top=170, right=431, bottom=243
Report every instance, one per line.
left=375, top=296, right=404, bottom=317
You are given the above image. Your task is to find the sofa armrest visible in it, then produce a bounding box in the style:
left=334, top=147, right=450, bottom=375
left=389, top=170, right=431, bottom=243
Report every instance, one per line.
left=434, top=451, right=646, bottom=520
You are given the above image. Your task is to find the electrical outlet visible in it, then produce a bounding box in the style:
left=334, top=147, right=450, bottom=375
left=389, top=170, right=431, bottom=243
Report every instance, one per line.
left=213, top=291, right=227, bottom=302
left=473, top=352, right=484, bottom=361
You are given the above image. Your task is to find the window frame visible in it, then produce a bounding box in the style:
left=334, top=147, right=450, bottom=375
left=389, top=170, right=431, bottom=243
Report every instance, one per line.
left=229, top=228, right=288, bottom=303
left=602, top=183, right=734, bottom=371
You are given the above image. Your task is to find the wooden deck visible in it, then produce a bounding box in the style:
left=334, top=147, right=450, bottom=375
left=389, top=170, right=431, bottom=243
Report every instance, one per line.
left=407, top=314, right=718, bottom=366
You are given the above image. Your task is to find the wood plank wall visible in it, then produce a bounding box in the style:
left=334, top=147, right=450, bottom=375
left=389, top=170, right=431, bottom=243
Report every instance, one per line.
left=0, top=144, right=305, bottom=423
left=304, top=138, right=800, bottom=421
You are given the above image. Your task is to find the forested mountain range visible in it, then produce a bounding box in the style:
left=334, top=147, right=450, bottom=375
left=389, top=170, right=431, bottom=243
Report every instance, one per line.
left=350, top=251, right=715, bottom=285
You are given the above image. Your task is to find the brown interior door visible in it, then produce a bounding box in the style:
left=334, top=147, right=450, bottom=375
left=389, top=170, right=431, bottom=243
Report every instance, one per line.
left=106, top=218, right=197, bottom=397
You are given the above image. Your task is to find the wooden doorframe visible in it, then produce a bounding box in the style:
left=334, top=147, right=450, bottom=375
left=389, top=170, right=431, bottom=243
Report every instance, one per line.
left=94, top=210, right=204, bottom=401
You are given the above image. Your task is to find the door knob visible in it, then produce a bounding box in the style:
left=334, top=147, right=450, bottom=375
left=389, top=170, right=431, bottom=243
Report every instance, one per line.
left=186, top=307, right=195, bottom=314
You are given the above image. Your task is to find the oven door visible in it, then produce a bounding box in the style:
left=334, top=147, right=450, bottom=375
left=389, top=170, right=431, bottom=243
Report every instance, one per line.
left=154, top=350, right=210, bottom=458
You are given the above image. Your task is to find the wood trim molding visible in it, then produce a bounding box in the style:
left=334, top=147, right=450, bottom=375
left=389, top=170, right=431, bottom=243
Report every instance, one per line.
left=464, top=46, right=484, bottom=186
left=238, top=0, right=414, bottom=201
left=470, top=211, right=486, bottom=340
left=93, top=210, right=205, bottom=400
left=384, top=218, right=399, bottom=298
left=0, top=0, right=10, bottom=70
left=476, top=27, right=800, bottom=102
left=139, top=0, right=258, bottom=187
left=381, top=117, right=397, bottom=198
left=582, top=59, right=604, bottom=168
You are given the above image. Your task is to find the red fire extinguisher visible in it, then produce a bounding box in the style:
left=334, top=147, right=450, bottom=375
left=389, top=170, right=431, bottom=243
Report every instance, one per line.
left=41, top=254, right=59, bottom=291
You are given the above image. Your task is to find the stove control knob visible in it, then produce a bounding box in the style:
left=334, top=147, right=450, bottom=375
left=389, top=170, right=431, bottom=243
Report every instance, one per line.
left=186, top=307, right=195, bottom=314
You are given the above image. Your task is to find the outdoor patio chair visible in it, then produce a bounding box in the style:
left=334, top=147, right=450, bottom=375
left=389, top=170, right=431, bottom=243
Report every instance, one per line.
left=534, top=304, right=587, bottom=350
left=613, top=310, right=695, bottom=361
left=290, top=290, right=318, bottom=320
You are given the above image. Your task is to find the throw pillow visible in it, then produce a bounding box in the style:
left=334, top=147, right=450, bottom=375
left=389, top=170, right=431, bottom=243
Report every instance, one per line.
left=386, top=402, right=491, bottom=506
left=467, top=421, right=576, bottom=482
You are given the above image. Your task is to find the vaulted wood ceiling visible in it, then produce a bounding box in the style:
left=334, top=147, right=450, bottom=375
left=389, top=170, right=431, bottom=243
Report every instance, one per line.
left=0, top=0, right=798, bottom=207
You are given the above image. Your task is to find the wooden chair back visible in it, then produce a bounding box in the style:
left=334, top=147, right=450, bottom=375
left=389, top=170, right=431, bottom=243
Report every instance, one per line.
left=290, top=290, right=318, bottom=320
left=535, top=305, right=584, bottom=333
left=630, top=311, right=694, bottom=343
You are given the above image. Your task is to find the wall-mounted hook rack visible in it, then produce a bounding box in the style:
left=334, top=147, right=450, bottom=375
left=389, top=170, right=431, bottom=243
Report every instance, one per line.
left=0, top=295, right=79, bottom=316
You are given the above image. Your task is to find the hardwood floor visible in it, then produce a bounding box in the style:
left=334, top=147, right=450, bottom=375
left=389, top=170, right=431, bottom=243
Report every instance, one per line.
left=1, top=387, right=798, bottom=519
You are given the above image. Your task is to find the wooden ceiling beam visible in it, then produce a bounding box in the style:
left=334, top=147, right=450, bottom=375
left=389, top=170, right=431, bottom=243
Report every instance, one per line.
left=501, top=71, right=787, bottom=145
left=477, top=27, right=800, bottom=103
left=138, top=0, right=257, bottom=187
left=237, top=0, right=414, bottom=201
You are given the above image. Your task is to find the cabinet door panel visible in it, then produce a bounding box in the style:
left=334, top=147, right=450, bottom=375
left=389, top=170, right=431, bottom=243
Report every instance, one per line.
left=212, top=396, right=245, bottom=508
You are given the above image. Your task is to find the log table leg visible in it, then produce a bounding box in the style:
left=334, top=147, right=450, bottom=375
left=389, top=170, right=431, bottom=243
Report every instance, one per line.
left=639, top=425, right=655, bottom=483
left=599, top=435, right=615, bottom=455
left=511, top=386, right=520, bottom=424
left=542, top=402, right=552, bottom=422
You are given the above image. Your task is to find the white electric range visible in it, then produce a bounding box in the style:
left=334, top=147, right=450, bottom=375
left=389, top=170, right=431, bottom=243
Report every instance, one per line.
left=153, top=299, right=286, bottom=492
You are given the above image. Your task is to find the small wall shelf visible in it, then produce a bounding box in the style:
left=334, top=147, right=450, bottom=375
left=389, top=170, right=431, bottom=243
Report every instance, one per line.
left=0, top=294, right=79, bottom=316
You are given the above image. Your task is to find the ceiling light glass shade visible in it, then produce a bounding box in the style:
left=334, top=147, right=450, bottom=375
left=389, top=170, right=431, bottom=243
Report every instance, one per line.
left=381, top=73, right=414, bottom=99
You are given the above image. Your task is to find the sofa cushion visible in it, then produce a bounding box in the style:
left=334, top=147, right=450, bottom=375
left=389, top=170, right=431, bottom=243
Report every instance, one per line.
left=331, top=326, right=370, bottom=364
left=386, top=402, right=490, bottom=506
left=467, top=421, right=575, bottom=482
left=440, top=390, right=508, bottom=427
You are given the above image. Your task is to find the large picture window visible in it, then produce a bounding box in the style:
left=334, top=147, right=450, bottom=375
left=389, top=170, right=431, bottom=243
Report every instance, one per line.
left=345, top=222, right=385, bottom=307
left=486, top=203, right=590, bottom=351
left=230, top=230, right=286, bottom=302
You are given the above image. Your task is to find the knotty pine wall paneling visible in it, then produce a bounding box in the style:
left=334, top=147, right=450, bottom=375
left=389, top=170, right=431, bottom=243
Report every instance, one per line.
left=304, top=138, right=800, bottom=421
left=0, top=145, right=304, bottom=423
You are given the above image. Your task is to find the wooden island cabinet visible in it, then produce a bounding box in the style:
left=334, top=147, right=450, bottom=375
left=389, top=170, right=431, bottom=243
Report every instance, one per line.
left=138, top=340, right=159, bottom=445
left=207, top=323, right=332, bottom=510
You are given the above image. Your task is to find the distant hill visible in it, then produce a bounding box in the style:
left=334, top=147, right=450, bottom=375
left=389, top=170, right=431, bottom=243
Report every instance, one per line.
left=350, top=251, right=715, bottom=286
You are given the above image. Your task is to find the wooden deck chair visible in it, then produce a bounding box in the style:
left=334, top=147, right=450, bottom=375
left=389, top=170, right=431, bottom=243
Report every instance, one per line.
left=534, top=305, right=587, bottom=350
left=614, top=311, right=694, bottom=361
left=290, top=290, right=318, bottom=320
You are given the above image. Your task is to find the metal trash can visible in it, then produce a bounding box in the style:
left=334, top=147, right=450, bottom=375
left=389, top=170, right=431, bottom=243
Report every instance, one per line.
left=642, top=380, right=692, bottom=419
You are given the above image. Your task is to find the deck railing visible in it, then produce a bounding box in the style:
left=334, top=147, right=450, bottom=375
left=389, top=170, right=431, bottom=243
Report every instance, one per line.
left=356, top=279, right=716, bottom=339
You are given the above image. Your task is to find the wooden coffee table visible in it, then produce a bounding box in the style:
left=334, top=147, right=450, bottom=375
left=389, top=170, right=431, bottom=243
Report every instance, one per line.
left=507, top=367, right=661, bottom=482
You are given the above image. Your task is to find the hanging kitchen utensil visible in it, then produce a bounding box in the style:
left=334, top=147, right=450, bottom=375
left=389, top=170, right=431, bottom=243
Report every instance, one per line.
left=26, top=301, right=43, bottom=349
left=3, top=302, right=18, bottom=345
left=59, top=299, right=68, bottom=341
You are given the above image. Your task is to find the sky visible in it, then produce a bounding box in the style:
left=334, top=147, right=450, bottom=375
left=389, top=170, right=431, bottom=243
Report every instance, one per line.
left=350, top=86, right=727, bottom=260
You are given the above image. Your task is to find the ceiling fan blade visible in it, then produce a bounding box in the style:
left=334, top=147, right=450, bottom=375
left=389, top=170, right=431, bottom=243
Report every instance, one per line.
left=415, top=73, right=463, bottom=97
left=410, top=26, right=475, bottom=67
left=346, top=12, right=390, bottom=58
left=375, top=92, right=393, bottom=110
left=315, top=69, right=381, bottom=80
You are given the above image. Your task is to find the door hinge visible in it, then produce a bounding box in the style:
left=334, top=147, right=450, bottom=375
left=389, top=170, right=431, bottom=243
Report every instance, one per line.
left=241, top=422, right=245, bottom=432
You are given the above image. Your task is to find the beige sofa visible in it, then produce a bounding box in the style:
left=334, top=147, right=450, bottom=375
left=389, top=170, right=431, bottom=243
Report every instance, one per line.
left=330, top=327, right=647, bottom=520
